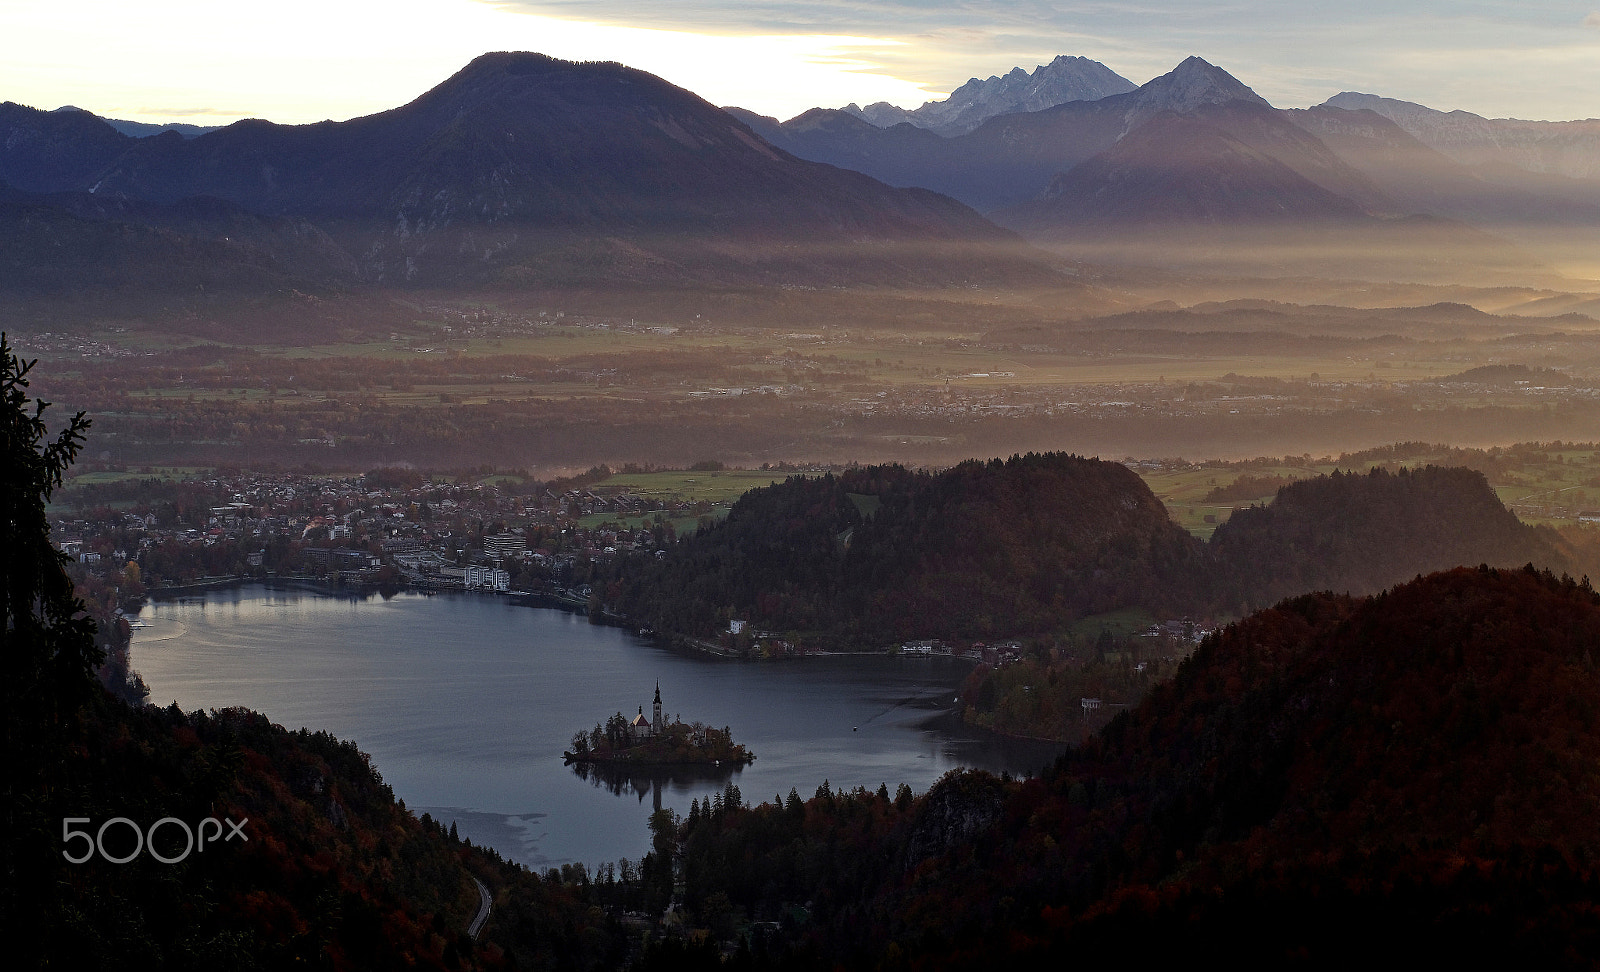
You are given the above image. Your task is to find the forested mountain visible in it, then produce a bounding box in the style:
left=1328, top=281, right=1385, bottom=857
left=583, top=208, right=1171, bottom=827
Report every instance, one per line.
left=1211, top=465, right=1574, bottom=611
left=663, top=567, right=1600, bottom=967
left=0, top=182, right=357, bottom=296
left=615, top=453, right=1208, bottom=645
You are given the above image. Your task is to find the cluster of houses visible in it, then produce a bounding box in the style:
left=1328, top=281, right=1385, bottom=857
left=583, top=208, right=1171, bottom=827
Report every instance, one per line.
left=54, top=470, right=725, bottom=594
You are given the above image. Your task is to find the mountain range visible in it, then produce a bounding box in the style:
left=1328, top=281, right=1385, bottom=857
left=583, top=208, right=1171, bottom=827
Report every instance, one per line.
left=53, top=106, right=219, bottom=140
left=731, top=56, right=1600, bottom=279
left=3, top=50, right=1598, bottom=309
left=1324, top=91, right=1600, bottom=181
left=839, top=55, right=1136, bottom=135
left=0, top=52, right=1046, bottom=297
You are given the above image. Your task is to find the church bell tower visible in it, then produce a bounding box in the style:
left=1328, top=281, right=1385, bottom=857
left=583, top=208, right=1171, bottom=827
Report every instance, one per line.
left=652, top=680, right=662, bottom=733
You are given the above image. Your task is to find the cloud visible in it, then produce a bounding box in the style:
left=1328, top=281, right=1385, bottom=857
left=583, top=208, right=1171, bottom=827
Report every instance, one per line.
left=478, top=1, right=1600, bottom=120
left=138, top=106, right=222, bottom=117
left=485, top=1, right=979, bottom=37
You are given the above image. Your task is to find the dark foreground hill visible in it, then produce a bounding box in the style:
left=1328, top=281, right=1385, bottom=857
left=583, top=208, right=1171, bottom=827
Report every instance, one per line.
left=615, top=453, right=1209, bottom=645
left=663, top=567, right=1600, bottom=968
left=13, top=689, right=644, bottom=970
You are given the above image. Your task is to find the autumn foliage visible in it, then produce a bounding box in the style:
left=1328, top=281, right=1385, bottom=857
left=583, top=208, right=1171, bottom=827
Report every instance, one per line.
left=663, top=567, right=1600, bottom=967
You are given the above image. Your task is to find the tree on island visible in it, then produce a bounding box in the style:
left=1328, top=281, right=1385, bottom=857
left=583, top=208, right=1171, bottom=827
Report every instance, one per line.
left=565, top=712, right=753, bottom=765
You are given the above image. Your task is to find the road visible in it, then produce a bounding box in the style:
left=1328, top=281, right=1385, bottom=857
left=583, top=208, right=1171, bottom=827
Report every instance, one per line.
left=468, top=875, right=492, bottom=940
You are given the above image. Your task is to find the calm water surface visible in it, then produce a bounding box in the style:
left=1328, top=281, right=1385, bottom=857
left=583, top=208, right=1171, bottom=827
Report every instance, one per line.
left=133, top=587, right=1064, bottom=868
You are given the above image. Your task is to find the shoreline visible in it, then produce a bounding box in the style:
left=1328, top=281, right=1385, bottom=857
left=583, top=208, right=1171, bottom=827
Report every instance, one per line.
left=145, top=580, right=983, bottom=671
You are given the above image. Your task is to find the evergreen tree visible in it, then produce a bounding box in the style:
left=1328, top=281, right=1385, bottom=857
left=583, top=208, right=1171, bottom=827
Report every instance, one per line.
left=1, top=333, right=100, bottom=959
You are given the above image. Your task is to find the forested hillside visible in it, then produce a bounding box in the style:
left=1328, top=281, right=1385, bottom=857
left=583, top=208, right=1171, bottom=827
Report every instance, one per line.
left=17, top=667, right=636, bottom=970
left=659, top=567, right=1600, bottom=967
left=614, top=453, right=1208, bottom=646
left=614, top=457, right=1578, bottom=652
left=1210, top=465, right=1575, bottom=611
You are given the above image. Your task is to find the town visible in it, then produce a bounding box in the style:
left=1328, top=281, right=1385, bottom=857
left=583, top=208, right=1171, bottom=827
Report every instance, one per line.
left=52, top=466, right=717, bottom=605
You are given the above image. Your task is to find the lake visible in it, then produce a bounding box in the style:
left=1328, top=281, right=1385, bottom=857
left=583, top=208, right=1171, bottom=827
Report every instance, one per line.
left=132, top=586, right=1066, bottom=869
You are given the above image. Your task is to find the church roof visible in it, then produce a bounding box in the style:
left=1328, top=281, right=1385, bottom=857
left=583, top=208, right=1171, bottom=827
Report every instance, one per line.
left=630, top=712, right=651, bottom=727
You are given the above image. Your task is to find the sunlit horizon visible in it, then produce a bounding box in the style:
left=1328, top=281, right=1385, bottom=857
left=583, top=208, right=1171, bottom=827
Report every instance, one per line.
left=3, top=0, right=1597, bottom=129
left=0, top=0, right=942, bottom=127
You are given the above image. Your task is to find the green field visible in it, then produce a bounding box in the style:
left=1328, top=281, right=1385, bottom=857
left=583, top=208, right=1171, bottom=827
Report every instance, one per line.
left=1068, top=607, right=1157, bottom=639
left=600, top=469, right=784, bottom=504
left=1138, top=446, right=1600, bottom=536
left=66, top=467, right=208, bottom=486
left=847, top=492, right=883, bottom=518
left=574, top=512, right=726, bottom=536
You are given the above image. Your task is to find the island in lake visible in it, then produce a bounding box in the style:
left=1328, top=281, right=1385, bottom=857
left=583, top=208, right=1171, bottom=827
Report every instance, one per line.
left=564, top=682, right=755, bottom=765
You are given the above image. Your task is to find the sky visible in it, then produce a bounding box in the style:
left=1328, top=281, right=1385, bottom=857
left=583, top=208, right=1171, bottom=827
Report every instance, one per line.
left=2, top=0, right=1597, bottom=127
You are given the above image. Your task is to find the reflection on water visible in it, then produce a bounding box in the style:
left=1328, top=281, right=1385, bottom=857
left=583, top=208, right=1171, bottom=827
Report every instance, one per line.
left=570, top=760, right=744, bottom=809
left=134, top=586, right=1068, bottom=868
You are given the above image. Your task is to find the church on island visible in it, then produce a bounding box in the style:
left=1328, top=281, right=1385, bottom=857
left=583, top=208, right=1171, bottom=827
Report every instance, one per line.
left=628, top=682, right=664, bottom=737
left=565, top=681, right=754, bottom=766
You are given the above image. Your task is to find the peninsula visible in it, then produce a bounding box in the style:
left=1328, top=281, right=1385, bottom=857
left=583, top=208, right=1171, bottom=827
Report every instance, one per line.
left=564, top=683, right=754, bottom=766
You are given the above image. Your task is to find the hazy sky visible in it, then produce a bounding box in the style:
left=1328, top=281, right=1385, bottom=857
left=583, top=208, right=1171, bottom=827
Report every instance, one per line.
left=3, top=0, right=1597, bottom=126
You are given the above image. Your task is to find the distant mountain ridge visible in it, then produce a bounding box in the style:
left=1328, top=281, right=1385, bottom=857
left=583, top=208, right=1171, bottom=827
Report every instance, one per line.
left=747, top=57, right=1415, bottom=234
left=52, top=106, right=220, bottom=140
left=732, top=56, right=1586, bottom=279
left=1007, top=100, right=1379, bottom=232
left=6, top=50, right=1595, bottom=303
left=0, top=52, right=1051, bottom=294
left=1323, top=92, right=1600, bottom=181
left=840, top=55, right=1135, bottom=135
left=731, top=56, right=1283, bottom=214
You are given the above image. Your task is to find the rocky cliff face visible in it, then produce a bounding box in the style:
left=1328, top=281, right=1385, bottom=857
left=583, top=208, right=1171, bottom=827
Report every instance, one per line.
left=904, top=771, right=1009, bottom=868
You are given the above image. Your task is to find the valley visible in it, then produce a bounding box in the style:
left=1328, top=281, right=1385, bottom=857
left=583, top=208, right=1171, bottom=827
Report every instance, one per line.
left=19, top=282, right=1600, bottom=473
